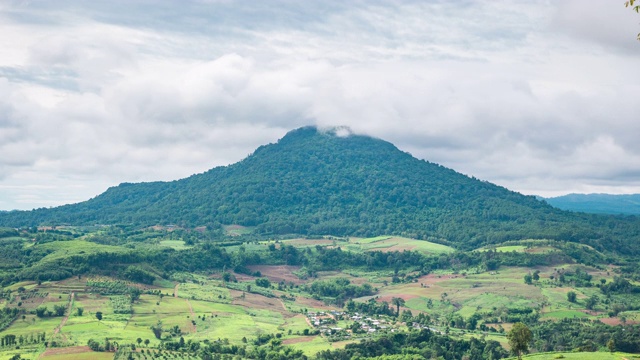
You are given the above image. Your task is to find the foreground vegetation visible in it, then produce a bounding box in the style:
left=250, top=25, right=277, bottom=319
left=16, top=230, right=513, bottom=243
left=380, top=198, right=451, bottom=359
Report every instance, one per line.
left=0, top=225, right=639, bottom=359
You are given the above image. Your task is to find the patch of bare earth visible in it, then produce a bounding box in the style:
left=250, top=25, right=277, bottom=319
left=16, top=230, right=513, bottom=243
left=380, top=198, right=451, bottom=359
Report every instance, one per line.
left=376, top=294, right=419, bottom=302
left=232, top=273, right=256, bottom=282
left=599, top=317, right=638, bottom=326
left=282, top=336, right=316, bottom=345
left=376, top=245, right=415, bottom=253
left=40, top=346, right=92, bottom=357
left=230, top=290, right=288, bottom=314
left=247, top=265, right=304, bottom=284
left=523, top=247, right=552, bottom=254
left=294, top=296, right=339, bottom=311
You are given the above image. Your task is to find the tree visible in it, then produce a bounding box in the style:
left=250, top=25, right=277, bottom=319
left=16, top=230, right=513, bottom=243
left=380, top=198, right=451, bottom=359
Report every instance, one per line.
left=255, top=278, right=271, bottom=288
left=76, top=307, right=84, bottom=316
left=350, top=322, right=362, bottom=334
left=128, top=287, right=141, bottom=302
left=400, top=310, right=413, bottom=323
left=507, top=322, right=532, bottom=360
left=524, top=274, right=533, bottom=285
left=391, top=297, right=405, bottom=316
left=532, top=270, right=540, bottom=281
left=123, top=265, right=155, bottom=285
left=53, top=304, right=66, bottom=317
left=585, top=295, right=598, bottom=310
left=222, top=272, right=231, bottom=282
left=151, top=321, right=163, bottom=339
left=567, top=291, right=577, bottom=303
left=87, top=339, right=102, bottom=352
left=136, top=338, right=142, bottom=346
left=35, top=306, right=47, bottom=318
left=144, top=339, right=150, bottom=347
left=95, top=311, right=103, bottom=321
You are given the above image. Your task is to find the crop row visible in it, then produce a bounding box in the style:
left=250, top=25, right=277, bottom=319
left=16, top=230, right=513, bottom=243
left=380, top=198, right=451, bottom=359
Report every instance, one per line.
left=110, top=295, right=133, bottom=314
left=88, top=277, right=133, bottom=294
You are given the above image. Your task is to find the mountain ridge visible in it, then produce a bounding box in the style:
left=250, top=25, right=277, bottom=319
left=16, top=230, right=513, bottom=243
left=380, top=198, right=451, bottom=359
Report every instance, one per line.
left=1, top=126, right=639, bottom=254
left=545, top=193, right=640, bottom=215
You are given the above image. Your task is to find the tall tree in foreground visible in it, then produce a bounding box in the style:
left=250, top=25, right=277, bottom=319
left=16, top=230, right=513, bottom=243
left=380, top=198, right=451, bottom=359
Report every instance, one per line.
left=507, top=322, right=532, bottom=360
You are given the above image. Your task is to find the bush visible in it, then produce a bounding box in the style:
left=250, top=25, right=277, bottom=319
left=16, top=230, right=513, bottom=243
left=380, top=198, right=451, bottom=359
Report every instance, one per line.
left=255, top=278, right=271, bottom=288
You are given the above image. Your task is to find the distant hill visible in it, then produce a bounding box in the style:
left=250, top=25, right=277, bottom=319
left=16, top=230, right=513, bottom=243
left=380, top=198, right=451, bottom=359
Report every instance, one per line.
left=2, top=126, right=640, bottom=254
left=545, top=193, right=640, bottom=215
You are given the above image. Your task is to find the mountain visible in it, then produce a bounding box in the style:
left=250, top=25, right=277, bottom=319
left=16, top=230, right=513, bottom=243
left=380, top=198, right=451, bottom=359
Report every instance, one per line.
left=545, top=193, right=640, bottom=215
left=2, top=126, right=640, bottom=253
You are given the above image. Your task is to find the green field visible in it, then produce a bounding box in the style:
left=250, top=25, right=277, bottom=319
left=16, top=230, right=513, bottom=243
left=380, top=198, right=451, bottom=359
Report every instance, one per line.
left=158, top=240, right=192, bottom=250
left=345, top=236, right=455, bottom=255
left=0, top=271, right=337, bottom=359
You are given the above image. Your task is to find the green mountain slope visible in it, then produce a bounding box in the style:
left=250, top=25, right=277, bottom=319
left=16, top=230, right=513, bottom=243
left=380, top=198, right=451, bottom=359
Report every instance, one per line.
left=1, top=126, right=640, bottom=253
left=545, top=193, right=640, bottom=215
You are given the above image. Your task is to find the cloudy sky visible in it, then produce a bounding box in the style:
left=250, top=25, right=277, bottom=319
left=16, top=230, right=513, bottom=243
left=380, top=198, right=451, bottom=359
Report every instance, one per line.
left=1, top=0, right=639, bottom=210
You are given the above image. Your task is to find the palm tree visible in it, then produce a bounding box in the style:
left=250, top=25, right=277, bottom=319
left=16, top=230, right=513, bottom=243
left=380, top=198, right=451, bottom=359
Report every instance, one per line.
left=391, top=297, right=405, bottom=316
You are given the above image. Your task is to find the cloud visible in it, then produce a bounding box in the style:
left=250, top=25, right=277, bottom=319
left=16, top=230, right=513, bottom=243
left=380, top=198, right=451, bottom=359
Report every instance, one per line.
left=1, top=0, right=640, bottom=210
left=551, top=0, right=640, bottom=53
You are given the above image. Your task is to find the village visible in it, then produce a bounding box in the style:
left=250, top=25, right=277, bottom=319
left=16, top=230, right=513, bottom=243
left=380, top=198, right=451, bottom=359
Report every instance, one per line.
left=305, top=310, right=402, bottom=341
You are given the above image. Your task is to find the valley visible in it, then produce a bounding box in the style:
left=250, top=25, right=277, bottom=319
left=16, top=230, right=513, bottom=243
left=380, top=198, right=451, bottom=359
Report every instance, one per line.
left=1, top=228, right=640, bottom=359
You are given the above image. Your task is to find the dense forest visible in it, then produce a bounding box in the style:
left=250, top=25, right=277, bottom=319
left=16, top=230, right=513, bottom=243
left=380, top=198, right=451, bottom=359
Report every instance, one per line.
left=1, top=126, right=640, bottom=255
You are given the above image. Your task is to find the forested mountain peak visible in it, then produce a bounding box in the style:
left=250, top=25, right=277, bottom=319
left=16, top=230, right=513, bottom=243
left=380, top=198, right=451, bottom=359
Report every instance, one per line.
left=1, top=126, right=640, bottom=254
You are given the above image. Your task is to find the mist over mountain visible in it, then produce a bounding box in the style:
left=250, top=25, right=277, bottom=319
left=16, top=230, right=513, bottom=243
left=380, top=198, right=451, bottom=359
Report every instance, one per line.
left=2, top=126, right=640, bottom=253
left=545, top=193, right=640, bottom=215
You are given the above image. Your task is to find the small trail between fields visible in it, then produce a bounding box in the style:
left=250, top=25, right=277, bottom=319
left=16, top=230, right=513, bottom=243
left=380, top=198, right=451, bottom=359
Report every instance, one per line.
left=53, top=292, right=74, bottom=342
left=278, top=299, right=288, bottom=313
left=186, top=298, right=196, bottom=333
left=303, top=315, right=312, bottom=327
left=175, top=283, right=196, bottom=333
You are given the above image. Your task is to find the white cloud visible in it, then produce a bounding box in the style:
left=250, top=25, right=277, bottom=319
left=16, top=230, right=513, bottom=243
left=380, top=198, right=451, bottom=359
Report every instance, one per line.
left=1, top=0, right=640, bottom=210
left=551, top=0, right=640, bottom=53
